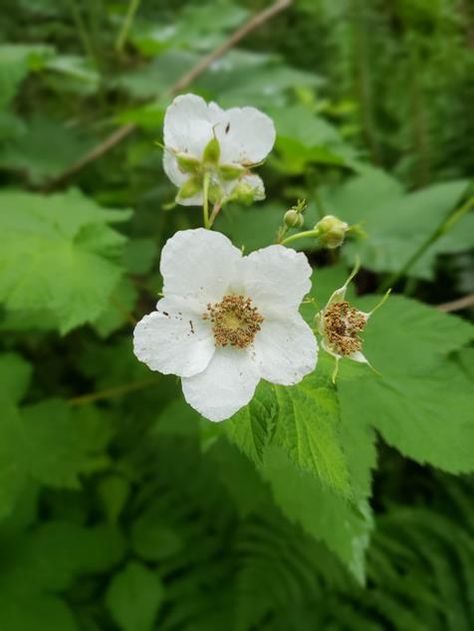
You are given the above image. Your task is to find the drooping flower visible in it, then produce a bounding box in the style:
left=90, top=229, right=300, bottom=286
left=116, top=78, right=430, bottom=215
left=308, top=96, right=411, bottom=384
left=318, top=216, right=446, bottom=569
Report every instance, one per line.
left=162, top=93, right=276, bottom=207
left=315, top=263, right=390, bottom=382
left=133, top=229, right=317, bottom=421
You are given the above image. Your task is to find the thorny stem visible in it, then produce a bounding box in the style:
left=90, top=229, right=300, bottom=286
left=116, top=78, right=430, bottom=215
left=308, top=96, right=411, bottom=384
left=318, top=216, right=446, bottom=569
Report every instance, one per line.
left=115, top=0, right=142, bottom=52
left=379, top=196, right=474, bottom=291
left=68, top=377, right=157, bottom=406
left=202, top=172, right=211, bottom=229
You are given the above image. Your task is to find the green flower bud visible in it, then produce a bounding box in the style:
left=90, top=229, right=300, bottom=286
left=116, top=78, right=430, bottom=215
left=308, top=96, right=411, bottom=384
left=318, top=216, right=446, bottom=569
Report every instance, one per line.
left=202, top=137, right=221, bottom=165
left=314, top=215, right=349, bottom=249
left=176, top=153, right=201, bottom=175
left=218, top=163, right=246, bottom=181
left=230, top=181, right=255, bottom=205
left=177, top=176, right=202, bottom=200
left=284, top=209, right=304, bottom=228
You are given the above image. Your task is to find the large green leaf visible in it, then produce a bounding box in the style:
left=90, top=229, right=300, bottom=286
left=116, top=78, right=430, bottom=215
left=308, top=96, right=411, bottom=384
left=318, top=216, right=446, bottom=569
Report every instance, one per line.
left=0, top=189, right=131, bottom=333
left=227, top=373, right=350, bottom=497
left=337, top=295, right=474, bottom=473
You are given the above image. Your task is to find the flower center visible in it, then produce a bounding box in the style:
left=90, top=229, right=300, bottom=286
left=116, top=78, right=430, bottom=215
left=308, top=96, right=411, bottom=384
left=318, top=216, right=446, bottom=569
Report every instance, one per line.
left=323, top=300, right=366, bottom=356
left=203, top=295, right=264, bottom=349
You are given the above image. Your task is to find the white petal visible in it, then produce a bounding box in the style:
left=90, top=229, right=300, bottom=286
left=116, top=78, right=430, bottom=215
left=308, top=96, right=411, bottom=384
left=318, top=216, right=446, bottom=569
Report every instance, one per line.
left=237, top=245, right=312, bottom=316
left=160, top=228, right=242, bottom=305
left=251, top=314, right=318, bottom=385
left=214, top=106, right=276, bottom=165
left=162, top=150, right=188, bottom=187
left=181, top=348, right=260, bottom=422
left=163, top=94, right=214, bottom=158
left=133, top=300, right=215, bottom=378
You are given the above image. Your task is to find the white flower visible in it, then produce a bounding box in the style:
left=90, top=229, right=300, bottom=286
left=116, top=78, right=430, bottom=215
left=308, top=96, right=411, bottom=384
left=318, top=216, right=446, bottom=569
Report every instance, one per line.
left=315, top=263, right=390, bottom=382
left=133, top=229, right=317, bottom=422
left=163, top=93, right=276, bottom=206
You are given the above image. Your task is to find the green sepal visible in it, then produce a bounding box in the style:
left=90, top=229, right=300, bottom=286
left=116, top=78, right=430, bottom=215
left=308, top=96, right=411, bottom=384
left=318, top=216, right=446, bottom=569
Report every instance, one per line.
left=177, top=176, right=202, bottom=200
left=219, top=163, right=246, bottom=181
left=202, top=137, right=221, bottom=165
left=176, top=153, right=201, bottom=175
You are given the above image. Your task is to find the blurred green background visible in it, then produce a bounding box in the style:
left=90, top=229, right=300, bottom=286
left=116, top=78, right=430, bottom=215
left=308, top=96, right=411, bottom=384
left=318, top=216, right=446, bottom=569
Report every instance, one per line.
left=0, top=1, right=473, bottom=629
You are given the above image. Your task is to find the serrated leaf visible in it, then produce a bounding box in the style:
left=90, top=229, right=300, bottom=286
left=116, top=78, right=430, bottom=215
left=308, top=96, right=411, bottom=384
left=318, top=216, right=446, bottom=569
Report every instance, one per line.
left=262, top=446, right=372, bottom=584
left=0, top=352, right=32, bottom=403
left=337, top=295, right=474, bottom=473
left=106, top=562, right=164, bottom=631
left=0, top=189, right=131, bottom=333
left=227, top=372, right=350, bottom=497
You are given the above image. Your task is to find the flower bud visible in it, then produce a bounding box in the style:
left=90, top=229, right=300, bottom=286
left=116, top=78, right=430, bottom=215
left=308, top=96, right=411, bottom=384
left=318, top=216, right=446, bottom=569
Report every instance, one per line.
left=314, top=215, right=349, bottom=249
left=218, top=163, right=246, bottom=181
left=284, top=209, right=304, bottom=229
left=177, top=176, right=202, bottom=200
left=202, top=137, right=221, bottom=165
left=176, top=153, right=201, bottom=175
left=230, top=181, right=255, bottom=205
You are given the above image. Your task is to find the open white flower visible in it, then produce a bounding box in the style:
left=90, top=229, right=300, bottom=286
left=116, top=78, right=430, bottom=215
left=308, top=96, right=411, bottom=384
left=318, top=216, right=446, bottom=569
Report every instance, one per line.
left=133, top=229, right=317, bottom=421
left=163, top=93, right=276, bottom=206
left=315, top=263, right=390, bottom=382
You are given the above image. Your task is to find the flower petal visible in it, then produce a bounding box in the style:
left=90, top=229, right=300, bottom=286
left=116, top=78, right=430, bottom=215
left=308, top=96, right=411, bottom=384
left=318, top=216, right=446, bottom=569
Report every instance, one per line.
left=161, top=228, right=242, bottom=305
left=181, top=348, right=260, bottom=422
left=237, top=245, right=312, bottom=316
left=164, top=94, right=213, bottom=158
left=251, top=314, right=318, bottom=385
left=213, top=106, right=276, bottom=165
left=133, top=301, right=215, bottom=378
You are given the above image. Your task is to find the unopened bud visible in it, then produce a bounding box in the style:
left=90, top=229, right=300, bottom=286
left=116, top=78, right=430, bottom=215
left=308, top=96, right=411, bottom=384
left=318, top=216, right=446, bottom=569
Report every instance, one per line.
left=219, top=163, right=246, bottom=181
left=176, top=153, right=201, bottom=175
left=284, top=209, right=304, bottom=228
left=202, top=137, right=220, bottom=165
left=230, top=182, right=256, bottom=205
left=177, top=176, right=202, bottom=200
left=314, top=215, right=349, bottom=249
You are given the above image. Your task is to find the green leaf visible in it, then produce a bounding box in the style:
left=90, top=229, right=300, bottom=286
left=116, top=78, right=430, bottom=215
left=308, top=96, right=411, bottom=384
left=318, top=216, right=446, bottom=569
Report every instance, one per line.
left=0, top=189, right=131, bottom=333
left=0, top=114, right=95, bottom=185
left=0, top=395, right=28, bottom=521
left=326, top=173, right=469, bottom=279
left=106, top=562, right=164, bottom=631
left=227, top=372, right=350, bottom=497
left=21, top=400, right=111, bottom=488
left=131, top=514, right=183, bottom=562
left=0, top=591, right=77, bottom=631
left=0, top=44, right=53, bottom=108
left=337, top=295, right=474, bottom=473
left=0, top=352, right=32, bottom=403
left=262, top=446, right=373, bottom=584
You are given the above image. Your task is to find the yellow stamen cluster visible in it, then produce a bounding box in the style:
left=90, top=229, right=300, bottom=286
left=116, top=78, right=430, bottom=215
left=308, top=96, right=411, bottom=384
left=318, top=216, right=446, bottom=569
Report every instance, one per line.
left=204, top=295, right=263, bottom=349
left=323, top=300, right=366, bottom=356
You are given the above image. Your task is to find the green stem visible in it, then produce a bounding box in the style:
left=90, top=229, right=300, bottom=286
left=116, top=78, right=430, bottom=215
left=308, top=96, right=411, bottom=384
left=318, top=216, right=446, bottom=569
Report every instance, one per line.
left=281, top=229, right=320, bottom=246
left=202, top=172, right=211, bottom=229
left=68, top=377, right=157, bottom=406
left=115, top=0, right=142, bottom=53
left=67, top=0, right=96, bottom=61
left=379, top=196, right=474, bottom=291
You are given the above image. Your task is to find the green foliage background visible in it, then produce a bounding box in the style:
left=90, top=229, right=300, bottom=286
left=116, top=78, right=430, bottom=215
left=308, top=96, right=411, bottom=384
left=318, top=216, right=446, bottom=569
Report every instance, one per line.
left=0, top=0, right=473, bottom=629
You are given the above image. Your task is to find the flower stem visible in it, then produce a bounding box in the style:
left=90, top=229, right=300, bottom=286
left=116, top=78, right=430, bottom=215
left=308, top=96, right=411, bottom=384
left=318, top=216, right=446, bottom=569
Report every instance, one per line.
left=208, top=199, right=223, bottom=228
left=379, top=196, right=474, bottom=292
left=281, top=229, right=320, bottom=246
left=202, top=172, right=211, bottom=229
left=115, top=0, right=141, bottom=53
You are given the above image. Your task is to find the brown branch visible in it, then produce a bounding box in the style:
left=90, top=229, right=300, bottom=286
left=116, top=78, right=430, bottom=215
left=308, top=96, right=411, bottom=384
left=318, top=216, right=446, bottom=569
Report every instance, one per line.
left=44, top=0, right=293, bottom=192
left=436, top=294, right=474, bottom=313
